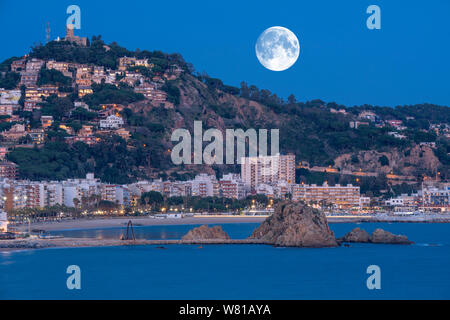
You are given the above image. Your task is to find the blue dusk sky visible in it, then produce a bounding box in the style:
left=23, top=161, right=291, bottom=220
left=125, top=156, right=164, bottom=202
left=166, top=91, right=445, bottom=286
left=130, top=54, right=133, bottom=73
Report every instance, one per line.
left=0, top=0, right=449, bottom=107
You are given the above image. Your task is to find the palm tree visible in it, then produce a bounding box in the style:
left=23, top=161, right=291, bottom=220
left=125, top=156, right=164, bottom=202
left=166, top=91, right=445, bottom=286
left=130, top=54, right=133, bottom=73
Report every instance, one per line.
left=81, top=195, right=88, bottom=209
left=73, top=197, right=80, bottom=208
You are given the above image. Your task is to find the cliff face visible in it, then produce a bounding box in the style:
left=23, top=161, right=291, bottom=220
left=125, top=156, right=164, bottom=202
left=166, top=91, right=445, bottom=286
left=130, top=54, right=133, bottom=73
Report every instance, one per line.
left=250, top=202, right=338, bottom=247
left=182, top=225, right=230, bottom=241
left=334, top=145, right=440, bottom=176
left=175, top=74, right=279, bottom=132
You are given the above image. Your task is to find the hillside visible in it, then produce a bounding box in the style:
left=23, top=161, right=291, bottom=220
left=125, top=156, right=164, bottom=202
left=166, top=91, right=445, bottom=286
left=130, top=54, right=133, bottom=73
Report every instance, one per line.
left=0, top=36, right=449, bottom=193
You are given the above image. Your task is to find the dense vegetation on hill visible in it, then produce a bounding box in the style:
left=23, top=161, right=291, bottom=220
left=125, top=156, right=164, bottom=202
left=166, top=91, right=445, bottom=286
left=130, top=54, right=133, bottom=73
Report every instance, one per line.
left=37, top=67, right=72, bottom=87
left=2, top=37, right=449, bottom=189
left=0, top=71, right=20, bottom=89
left=82, top=82, right=145, bottom=106
left=29, top=36, right=192, bottom=73
left=0, top=57, right=21, bottom=72
left=7, top=137, right=159, bottom=184
left=40, top=95, right=74, bottom=120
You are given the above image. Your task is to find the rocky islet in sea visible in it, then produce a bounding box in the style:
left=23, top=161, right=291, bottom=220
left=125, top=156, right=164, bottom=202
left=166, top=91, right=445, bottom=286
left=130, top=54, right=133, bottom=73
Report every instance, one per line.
left=182, top=202, right=413, bottom=247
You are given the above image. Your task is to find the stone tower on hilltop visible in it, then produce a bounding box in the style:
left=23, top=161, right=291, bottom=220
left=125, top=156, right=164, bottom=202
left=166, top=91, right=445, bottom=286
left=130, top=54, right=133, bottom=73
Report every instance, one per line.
left=64, top=24, right=87, bottom=46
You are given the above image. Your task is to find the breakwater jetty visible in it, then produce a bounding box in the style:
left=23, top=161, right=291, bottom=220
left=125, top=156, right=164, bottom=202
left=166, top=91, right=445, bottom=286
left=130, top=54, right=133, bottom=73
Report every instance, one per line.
left=0, top=238, right=270, bottom=250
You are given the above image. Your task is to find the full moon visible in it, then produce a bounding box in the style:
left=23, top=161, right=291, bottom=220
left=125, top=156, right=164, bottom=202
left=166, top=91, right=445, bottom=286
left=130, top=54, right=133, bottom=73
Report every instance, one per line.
left=255, top=26, right=300, bottom=71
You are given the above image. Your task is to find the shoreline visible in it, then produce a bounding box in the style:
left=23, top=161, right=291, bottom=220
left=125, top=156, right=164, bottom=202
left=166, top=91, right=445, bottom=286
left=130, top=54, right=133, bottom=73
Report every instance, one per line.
left=2, top=214, right=448, bottom=252
left=9, top=214, right=450, bottom=233
left=11, top=216, right=267, bottom=232
left=326, top=214, right=450, bottom=223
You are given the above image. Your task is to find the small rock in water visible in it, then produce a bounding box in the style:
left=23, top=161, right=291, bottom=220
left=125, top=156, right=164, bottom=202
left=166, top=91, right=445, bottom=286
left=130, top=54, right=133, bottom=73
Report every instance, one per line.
left=182, top=225, right=230, bottom=240
left=339, top=227, right=413, bottom=245
left=338, top=227, right=371, bottom=243
left=370, top=228, right=413, bottom=244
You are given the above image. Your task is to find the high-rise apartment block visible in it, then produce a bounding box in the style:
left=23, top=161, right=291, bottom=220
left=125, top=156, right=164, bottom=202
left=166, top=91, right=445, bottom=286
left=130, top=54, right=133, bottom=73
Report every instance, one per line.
left=241, top=153, right=295, bottom=191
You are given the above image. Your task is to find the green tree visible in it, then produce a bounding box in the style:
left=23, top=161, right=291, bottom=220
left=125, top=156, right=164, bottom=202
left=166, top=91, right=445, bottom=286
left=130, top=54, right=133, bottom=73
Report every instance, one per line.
left=378, top=155, right=390, bottom=166
left=140, top=191, right=164, bottom=208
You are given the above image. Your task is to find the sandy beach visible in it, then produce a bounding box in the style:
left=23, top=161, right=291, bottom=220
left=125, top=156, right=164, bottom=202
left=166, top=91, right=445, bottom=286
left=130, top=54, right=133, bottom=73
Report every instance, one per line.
left=11, top=216, right=267, bottom=232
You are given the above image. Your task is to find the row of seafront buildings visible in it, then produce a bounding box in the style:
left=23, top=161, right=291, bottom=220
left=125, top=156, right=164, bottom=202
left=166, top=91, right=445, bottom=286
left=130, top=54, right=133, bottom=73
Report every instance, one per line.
left=385, top=183, right=450, bottom=213
left=1, top=153, right=448, bottom=216
left=241, top=154, right=363, bottom=208
left=0, top=154, right=365, bottom=212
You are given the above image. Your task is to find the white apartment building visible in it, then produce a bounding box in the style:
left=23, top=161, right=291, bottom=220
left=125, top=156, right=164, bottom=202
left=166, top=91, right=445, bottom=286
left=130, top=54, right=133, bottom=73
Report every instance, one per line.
left=273, top=180, right=292, bottom=199
left=219, top=173, right=246, bottom=199
left=63, top=184, right=78, bottom=207
left=420, top=185, right=450, bottom=207
left=191, top=174, right=219, bottom=197
left=128, top=180, right=165, bottom=196
left=360, top=196, right=371, bottom=207
left=169, top=181, right=192, bottom=198
left=241, top=153, right=295, bottom=191
left=62, top=174, right=101, bottom=207
left=0, top=174, right=100, bottom=209
left=101, top=184, right=117, bottom=202
left=115, top=186, right=131, bottom=205
left=22, top=182, right=45, bottom=208
left=255, top=183, right=274, bottom=198
left=0, top=210, right=7, bottom=232
left=0, top=89, right=21, bottom=105
left=99, top=115, right=124, bottom=129
left=292, top=183, right=360, bottom=209
left=44, top=183, right=64, bottom=207
left=385, top=196, right=410, bottom=207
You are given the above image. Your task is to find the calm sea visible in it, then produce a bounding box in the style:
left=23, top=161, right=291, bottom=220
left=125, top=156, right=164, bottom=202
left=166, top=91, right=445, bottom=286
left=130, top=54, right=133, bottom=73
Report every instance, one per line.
left=1, top=222, right=449, bottom=299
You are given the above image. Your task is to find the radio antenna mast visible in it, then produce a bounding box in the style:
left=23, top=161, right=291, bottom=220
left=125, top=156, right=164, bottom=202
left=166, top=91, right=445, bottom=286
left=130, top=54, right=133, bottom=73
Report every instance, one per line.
left=46, top=22, right=50, bottom=43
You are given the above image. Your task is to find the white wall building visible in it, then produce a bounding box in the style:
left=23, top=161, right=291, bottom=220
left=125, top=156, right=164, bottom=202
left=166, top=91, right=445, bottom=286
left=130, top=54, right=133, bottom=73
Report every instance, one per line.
left=115, top=186, right=130, bottom=205
left=44, top=183, right=64, bottom=207
left=219, top=173, right=246, bottom=199
left=241, top=153, right=295, bottom=191
left=191, top=174, right=218, bottom=197
left=63, top=184, right=78, bottom=207
left=0, top=210, right=7, bottom=232
left=99, top=115, right=124, bottom=129
left=292, top=183, right=360, bottom=209
left=255, top=184, right=274, bottom=198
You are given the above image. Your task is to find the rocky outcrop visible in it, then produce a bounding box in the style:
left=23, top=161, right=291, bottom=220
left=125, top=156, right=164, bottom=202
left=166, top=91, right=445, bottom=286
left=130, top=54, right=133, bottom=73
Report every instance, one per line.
left=339, top=227, right=413, bottom=244
left=182, top=225, right=230, bottom=241
left=334, top=145, right=440, bottom=177
left=250, top=202, right=338, bottom=247
left=370, top=228, right=413, bottom=244
left=338, top=227, right=371, bottom=243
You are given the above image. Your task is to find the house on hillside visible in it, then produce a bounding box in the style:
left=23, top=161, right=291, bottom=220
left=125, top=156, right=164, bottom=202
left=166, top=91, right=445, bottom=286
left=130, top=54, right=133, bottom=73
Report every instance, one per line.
left=99, top=115, right=124, bottom=129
